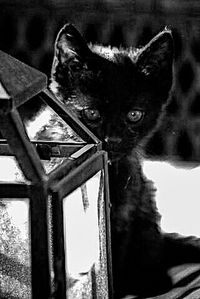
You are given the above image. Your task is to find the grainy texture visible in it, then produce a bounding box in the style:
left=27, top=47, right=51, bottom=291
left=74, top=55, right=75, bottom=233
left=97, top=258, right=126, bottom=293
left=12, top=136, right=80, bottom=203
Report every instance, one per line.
left=46, top=22, right=200, bottom=299
left=1, top=1, right=200, bottom=162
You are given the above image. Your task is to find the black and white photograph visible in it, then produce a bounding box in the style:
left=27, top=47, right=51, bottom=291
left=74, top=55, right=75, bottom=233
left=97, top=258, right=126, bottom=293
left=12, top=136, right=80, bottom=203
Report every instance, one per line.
left=0, top=1, right=200, bottom=298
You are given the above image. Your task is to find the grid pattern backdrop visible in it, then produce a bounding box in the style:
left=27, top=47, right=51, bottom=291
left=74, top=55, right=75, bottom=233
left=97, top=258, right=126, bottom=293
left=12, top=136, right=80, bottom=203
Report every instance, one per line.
left=1, top=0, right=200, bottom=162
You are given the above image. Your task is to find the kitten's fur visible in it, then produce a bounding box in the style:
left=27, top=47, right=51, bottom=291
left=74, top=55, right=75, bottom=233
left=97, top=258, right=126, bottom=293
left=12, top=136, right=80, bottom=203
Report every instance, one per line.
left=30, top=24, right=200, bottom=298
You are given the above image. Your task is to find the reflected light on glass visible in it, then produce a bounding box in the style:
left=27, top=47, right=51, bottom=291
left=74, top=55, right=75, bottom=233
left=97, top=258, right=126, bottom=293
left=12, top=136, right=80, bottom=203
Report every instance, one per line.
left=0, top=198, right=31, bottom=298
left=63, top=172, right=101, bottom=279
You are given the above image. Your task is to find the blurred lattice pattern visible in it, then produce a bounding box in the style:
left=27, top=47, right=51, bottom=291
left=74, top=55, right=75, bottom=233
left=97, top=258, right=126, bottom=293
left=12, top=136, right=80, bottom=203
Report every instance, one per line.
left=1, top=0, right=200, bottom=162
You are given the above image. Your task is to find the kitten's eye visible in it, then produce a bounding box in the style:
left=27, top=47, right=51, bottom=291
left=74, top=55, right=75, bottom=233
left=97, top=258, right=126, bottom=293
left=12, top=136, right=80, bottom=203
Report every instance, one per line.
left=127, top=110, right=144, bottom=123
left=82, top=108, right=101, bottom=122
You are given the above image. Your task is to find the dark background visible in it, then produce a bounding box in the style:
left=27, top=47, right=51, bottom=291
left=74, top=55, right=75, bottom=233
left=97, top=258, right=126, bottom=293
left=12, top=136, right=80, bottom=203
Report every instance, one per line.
left=1, top=0, right=200, bottom=162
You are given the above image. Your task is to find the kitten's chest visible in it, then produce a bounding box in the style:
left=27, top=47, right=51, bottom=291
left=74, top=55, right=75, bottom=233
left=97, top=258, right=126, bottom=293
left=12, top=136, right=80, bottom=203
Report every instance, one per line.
left=108, top=155, right=144, bottom=230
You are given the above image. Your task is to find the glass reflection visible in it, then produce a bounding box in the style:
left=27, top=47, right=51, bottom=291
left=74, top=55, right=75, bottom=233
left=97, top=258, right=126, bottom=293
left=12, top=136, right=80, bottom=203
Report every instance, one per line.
left=63, top=171, right=109, bottom=298
left=0, top=155, right=68, bottom=180
left=0, top=199, right=31, bottom=298
left=0, top=156, right=26, bottom=182
left=23, top=104, right=84, bottom=143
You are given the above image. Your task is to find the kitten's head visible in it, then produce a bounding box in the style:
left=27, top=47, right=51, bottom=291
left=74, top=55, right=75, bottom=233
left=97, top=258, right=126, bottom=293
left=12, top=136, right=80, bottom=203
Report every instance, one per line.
left=50, top=23, right=174, bottom=161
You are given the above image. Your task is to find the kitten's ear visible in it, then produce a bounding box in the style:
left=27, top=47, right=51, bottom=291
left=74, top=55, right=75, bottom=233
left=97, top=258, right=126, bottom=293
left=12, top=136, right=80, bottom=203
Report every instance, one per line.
left=136, top=28, right=174, bottom=78
left=54, top=23, right=91, bottom=64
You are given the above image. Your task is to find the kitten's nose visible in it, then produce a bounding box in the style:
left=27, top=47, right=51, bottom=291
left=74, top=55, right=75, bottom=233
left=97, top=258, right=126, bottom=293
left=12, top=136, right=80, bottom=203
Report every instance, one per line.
left=104, top=136, right=122, bottom=144
left=104, top=136, right=122, bottom=151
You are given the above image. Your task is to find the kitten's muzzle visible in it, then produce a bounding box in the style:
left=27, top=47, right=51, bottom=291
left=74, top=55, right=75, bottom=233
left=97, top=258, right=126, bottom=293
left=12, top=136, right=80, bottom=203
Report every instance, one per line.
left=103, top=136, right=133, bottom=162
left=103, top=136, right=123, bottom=154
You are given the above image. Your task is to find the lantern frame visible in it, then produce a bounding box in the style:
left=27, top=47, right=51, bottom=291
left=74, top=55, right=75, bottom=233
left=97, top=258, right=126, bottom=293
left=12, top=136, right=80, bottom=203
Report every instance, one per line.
left=0, top=50, right=113, bottom=299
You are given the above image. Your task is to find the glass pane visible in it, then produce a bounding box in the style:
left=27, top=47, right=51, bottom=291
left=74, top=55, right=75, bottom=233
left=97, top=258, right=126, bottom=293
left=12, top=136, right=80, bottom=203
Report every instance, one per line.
left=0, top=155, right=62, bottom=181
left=0, top=155, right=68, bottom=180
left=19, top=97, right=84, bottom=143
left=42, top=157, right=67, bottom=174
left=0, top=156, right=27, bottom=183
left=0, top=199, right=31, bottom=298
left=63, top=171, right=109, bottom=298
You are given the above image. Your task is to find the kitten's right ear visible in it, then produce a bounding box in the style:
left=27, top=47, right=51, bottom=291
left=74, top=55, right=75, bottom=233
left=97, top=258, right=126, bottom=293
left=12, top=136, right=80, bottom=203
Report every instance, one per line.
left=136, top=28, right=174, bottom=79
left=54, top=23, right=91, bottom=64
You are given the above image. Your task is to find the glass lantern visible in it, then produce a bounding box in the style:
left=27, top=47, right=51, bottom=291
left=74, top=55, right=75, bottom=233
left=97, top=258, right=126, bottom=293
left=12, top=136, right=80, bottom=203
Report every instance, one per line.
left=0, top=50, right=113, bottom=299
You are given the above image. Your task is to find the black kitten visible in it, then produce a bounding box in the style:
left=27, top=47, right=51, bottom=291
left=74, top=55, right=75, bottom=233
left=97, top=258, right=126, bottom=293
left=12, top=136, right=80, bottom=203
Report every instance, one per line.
left=43, top=24, right=200, bottom=298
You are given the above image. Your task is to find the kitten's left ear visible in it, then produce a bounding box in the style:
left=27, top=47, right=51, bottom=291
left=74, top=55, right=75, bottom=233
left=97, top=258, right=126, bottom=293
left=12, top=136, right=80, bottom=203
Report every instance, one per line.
left=136, top=28, right=174, bottom=77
